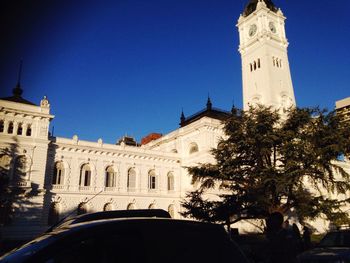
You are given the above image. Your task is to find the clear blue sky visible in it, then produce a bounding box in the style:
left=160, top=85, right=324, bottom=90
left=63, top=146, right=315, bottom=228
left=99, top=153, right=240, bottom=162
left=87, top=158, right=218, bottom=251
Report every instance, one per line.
left=1, top=0, right=349, bottom=144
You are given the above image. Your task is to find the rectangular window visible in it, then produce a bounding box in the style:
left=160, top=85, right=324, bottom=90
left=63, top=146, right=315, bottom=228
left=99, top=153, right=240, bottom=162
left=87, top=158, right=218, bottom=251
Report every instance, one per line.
left=128, top=174, right=136, bottom=189
left=168, top=177, right=174, bottom=191
left=57, top=170, right=62, bottom=184
left=84, top=171, right=91, bottom=186
left=149, top=176, right=156, bottom=189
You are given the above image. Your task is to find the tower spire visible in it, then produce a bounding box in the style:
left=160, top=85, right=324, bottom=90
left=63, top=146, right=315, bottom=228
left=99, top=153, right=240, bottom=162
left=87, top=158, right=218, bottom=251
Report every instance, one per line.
left=13, top=60, right=23, bottom=97
left=180, top=108, right=185, bottom=123
left=206, top=94, right=212, bottom=110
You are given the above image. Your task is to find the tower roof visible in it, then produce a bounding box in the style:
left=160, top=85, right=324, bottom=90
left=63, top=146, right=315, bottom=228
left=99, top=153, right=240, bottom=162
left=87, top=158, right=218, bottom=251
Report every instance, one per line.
left=179, top=98, right=230, bottom=128
left=243, top=0, right=278, bottom=17
left=0, top=84, right=37, bottom=106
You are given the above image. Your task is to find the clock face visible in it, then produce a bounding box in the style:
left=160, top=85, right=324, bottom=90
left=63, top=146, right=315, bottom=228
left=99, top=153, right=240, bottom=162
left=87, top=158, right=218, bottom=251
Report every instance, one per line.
left=249, top=24, right=257, bottom=37
left=269, top=22, right=277, bottom=33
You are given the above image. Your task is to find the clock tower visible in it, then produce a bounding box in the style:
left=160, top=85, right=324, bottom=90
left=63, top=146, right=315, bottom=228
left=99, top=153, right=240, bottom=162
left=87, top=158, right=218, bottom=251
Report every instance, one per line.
left=237, top=0, right=296, bottom=111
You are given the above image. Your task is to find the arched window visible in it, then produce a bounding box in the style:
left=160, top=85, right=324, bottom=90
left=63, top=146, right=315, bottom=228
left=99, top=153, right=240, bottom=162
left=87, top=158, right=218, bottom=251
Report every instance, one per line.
left=7, top=122, right=13, bottom=134
left=26, top=125, right=32, bottom=136
left=253, top=61, right=257, bottom=70
left=79, top=164, right=91, bottom=187
left=47, top=202, right=60, bottom=226
left=52, top=162, right=64, bottom=185
left=17, top=123, right=23, bottom=135
left=149, top=203, right=156, bottom=209
left=258, top=58, right=261, bottom=68
left=105, top=166, right=115, bottom=187
left=189, top=143, right=199, bottom=154
left=250, top=63, right=253, bottom=72
left=77, top=202, right=88, bottom=215
left=127, top=203, right=136, bottom=210
left=273, top=57, right=276, bottom=66
left=167, top=172, right=174, bottom=191
left=168, top=204, right=175, bottom=218
left=14, top=155, right=27, bottom=181
left=148, top=170, right=157, bottom=190
left=127, top=168, right=136, bottom=190
left=103, top=203, right=113, bottom=211
left=0, top=120, right=4, bottom=133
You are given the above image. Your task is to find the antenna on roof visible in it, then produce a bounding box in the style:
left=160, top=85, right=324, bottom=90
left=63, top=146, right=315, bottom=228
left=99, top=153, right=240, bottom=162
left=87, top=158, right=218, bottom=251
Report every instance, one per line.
left=17, top=59, right=23, bottom=87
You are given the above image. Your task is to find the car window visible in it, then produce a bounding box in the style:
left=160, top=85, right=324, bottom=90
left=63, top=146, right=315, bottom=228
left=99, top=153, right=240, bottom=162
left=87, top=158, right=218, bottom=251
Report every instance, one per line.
left=141, top=223, right=247, bottom=263
left=34, top=229, right=146, bottom=263
left=319, top=232, right=350, bottom=247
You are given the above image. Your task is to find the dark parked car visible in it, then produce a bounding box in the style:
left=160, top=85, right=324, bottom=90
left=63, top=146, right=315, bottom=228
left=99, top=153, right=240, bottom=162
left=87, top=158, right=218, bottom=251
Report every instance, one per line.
left=298, top=229, right=350, bottom=262
left=1, top=218, right=249, bottom=263
left=47, top=209, right=171, bottom=231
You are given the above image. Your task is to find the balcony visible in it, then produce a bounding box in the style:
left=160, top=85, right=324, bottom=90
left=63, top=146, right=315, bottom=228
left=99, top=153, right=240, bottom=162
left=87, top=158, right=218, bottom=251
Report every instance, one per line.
left=52, top=184, right=65, bottom=190
left=11, top=180, right=31, bottom=189
left=79, top=186, right=92, bottom=191
left=104, top=187, right=116, bottom=192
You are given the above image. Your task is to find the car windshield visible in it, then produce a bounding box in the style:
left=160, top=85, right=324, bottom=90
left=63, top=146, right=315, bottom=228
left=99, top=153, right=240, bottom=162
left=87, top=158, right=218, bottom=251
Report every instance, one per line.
left=319, top=231, right=350, bottom=247
left=0, top=233, right=57, bottom=261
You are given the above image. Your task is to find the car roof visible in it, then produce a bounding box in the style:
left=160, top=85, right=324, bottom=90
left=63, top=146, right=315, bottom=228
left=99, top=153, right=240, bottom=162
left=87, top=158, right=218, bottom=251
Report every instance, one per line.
left=48, top=209, right=171, bottom=231
left=75, top=209, right=170, bottom=220
left=59, top=217, right=221, bottom=232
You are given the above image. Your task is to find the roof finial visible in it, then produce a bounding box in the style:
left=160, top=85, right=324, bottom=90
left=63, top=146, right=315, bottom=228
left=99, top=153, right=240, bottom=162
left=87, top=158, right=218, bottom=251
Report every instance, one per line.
left=13, top=60, right=23, bottom=97
left=180, top=108, right=186, bottom=123
left=206, top=94, right=212, bottom=110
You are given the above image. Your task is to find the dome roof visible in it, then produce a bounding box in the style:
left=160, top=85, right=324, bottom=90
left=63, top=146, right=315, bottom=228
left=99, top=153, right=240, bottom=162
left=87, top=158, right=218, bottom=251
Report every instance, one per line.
left=243, top=0, right=278, bottom=17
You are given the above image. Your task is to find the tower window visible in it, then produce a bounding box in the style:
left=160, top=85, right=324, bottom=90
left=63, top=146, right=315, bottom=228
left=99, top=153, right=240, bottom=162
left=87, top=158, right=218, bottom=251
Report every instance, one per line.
left=26, top=125, right=32, bottom=136
left=273, top=57, right=282, bottom=68
left=0, top=120, right=4, bottom=133
left=17, top=123, right=23, bottom=135
left=250, top=64, right=253, bottom=72
left=7, top=122, right=14, bottom=134
left=258, top=59, right=261, bottom=68
left=253, top=61, right=257, bottom=70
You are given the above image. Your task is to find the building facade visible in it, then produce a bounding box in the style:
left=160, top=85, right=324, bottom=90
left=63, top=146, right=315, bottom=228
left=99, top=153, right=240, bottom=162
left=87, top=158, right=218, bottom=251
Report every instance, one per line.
left=336, top=97, right=350, bottom=123
left=0, top=0, right=349, bottom=240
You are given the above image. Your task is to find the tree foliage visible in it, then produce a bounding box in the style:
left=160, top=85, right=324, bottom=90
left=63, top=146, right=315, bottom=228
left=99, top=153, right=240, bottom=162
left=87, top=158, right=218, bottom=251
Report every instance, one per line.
left=181, top=106, right=350, bottom=226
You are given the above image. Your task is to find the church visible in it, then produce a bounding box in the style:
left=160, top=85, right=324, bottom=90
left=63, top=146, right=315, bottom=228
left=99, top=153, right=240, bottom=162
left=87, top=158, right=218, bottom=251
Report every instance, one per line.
left=0, top=0, right=348, bottom=240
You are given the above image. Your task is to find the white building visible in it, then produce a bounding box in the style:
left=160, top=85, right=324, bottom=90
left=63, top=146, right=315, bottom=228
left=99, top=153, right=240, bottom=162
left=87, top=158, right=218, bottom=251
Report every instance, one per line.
left=0, top=0, right=348, bottom=240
